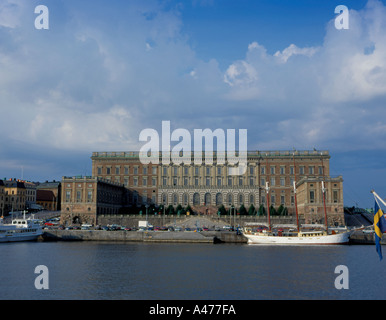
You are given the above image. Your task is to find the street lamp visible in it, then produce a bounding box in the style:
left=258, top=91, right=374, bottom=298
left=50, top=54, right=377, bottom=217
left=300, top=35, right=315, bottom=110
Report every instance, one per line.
left=231, top=205, right=234, bottom=230
left=145, top=204, right=149, bottom=228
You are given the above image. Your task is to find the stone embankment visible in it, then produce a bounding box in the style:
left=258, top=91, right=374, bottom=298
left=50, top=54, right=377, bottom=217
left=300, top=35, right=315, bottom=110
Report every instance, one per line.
left=41, top=229, right=248, bottom=244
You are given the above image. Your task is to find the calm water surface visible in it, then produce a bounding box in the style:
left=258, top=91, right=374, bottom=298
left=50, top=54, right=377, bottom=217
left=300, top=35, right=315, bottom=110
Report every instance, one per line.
left=0, top=241, right=385, bottom=300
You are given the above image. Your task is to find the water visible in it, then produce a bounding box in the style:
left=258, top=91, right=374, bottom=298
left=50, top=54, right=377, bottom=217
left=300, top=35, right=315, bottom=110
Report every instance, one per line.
left=1, top=241, right=385, bottom=300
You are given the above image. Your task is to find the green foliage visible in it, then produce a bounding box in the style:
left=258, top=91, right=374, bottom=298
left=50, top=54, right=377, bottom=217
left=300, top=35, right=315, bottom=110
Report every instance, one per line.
left=239, top=204, right=247, bottom=215
left=248, top=204, right=256, bottom=215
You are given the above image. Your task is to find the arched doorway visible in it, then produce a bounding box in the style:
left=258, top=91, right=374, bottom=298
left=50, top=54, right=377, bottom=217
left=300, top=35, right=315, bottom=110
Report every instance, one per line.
left=72, top=216, right=81, bottom=224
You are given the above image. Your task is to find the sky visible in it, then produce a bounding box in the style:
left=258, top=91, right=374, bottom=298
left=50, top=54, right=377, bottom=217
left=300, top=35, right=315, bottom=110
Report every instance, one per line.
left=0, top=0, right=386, bottom=208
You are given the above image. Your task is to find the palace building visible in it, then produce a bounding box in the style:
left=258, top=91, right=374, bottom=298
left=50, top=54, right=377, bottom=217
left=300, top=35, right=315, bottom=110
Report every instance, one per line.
left=89, top=150, right=343, bottom=219
left=59, top=149, right=345, bottom=226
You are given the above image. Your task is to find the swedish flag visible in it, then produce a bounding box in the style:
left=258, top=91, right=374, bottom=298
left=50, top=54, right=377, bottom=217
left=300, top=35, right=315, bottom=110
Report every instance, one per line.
left=374, top=201, right=386, bottom=260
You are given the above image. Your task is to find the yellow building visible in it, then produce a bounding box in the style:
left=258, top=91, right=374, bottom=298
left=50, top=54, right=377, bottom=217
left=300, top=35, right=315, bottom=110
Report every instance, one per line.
left=0, top=180, right=5, bottom=216
left=3, top=179, right=26, bottom=214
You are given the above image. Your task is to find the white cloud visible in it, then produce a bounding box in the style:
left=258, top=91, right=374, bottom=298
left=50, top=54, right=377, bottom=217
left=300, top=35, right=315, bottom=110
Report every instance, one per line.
left=0, top=0, right=23, bottom=28
left=1, top=0, right=386, bottom=161
left=274, top=44, right=319, bottom=63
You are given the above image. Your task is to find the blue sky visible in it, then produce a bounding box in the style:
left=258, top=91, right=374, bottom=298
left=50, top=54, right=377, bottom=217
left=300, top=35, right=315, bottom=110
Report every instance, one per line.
left=1, top=0, right=386, bottom=208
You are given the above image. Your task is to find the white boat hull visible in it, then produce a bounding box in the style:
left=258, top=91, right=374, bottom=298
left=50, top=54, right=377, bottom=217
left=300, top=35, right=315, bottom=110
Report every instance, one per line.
left=0, top=216, right=43, bottom=243
left=243, top=231, right=351, bottom=245
left=0, top=232, right=41, bottom=243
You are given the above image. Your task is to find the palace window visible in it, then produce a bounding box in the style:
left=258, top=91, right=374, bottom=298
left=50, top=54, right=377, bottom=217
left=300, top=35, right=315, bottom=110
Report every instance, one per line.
left=333, top=190, right=339, bottom=203
left=310, top=190, right=315, bottom=203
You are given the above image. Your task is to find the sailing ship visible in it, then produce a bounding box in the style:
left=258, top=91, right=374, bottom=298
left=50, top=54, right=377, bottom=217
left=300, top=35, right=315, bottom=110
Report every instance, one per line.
left=242, top=153, right=351, bottom=245
left=0, top=212, right=43, bottom=243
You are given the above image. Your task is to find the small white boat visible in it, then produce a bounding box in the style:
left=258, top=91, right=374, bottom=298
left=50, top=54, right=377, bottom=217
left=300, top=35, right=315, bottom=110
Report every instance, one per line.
left=0, top=213, right=43, bottom=243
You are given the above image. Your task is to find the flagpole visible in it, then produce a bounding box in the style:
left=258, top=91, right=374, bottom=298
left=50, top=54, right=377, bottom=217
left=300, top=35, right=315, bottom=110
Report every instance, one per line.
left=266, top=182, right=271, bottom=232
left=321, top=154, right=328, bottom=233
left=293, top=152, right=300, bottom=233
left=371, top=190, right=386, bottom=207
left=265, top=153, right=271, bottom=232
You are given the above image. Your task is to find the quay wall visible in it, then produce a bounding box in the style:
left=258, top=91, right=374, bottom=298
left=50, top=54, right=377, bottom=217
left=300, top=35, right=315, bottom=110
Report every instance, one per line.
left=95, top=214, right=301, bottom=228
left=43, top=230, right=213, bottom=243
left=42, top=229, right=248, bottom=244
left=349, top=230, right=379, bottom=245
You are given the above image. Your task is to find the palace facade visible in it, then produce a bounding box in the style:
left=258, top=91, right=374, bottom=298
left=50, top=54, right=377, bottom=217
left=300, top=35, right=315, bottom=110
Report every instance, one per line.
left=90, top=150, right=343, bottom=220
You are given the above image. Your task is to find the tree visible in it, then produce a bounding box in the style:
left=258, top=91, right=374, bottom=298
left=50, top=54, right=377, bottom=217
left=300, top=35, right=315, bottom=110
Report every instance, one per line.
left=277, top=204, right=289, bottom=216
left=148, top=204, right=156, bottom=215
left=166, top=205, right=175, bottom=215
left=248, top=204, right=256, bottom=216
left=176, top=204, right=183, bottom=215
left=218, top=204, right=227, bottom=216
left=239, top=204, right=247, bottom=215
left=258, top=204, right=266, bottom=216
left=269, top=205, right=277, bottom=216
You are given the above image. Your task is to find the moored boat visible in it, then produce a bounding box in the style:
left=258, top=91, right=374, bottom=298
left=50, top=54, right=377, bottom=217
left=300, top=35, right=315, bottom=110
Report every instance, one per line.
left=242, top=224, right=351, bottom=245
left=242, top=152, right=351, bottom=245
left=0, top=213, right=43, bottom=243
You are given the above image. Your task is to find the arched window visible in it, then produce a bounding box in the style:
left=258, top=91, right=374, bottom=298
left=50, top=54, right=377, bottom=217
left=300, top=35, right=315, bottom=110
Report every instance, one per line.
left=183, top=193, right=189, bottom=206
left=239, top=193, right=243, bottom=205
left=216, top=193, right=223, bottom=206
left=193, top=193, right=200, bottom=205
left=173, top=194, right=178, bottom=205
left=227, top=193, right=233, bottom=206
left=204, top=193, right=211, bottom=206
left=162, top=193, right=167, bottom=205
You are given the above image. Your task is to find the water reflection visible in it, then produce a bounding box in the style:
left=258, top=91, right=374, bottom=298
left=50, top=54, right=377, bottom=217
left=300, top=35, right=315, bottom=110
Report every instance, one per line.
left=0, top=242, right=384, bottom=299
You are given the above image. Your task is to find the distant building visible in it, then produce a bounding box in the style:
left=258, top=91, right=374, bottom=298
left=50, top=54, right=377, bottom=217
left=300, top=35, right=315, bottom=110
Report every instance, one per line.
left=36, top=189, right=57, bottom=211
left=0, top=180, right=4, bottom=216
left=24, top=181, right=37, bottom=209
left=3, top=179, right=26, bottom=214
left=60, top=176, right=127, bottom=225
left=36, top=180, right=61, bottom=211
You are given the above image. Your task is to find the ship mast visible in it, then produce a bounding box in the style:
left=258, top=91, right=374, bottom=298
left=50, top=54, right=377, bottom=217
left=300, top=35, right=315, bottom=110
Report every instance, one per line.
left=371, top=190, right=386, bottom=207
left=293, top=152, right=300, bottom=233
left=321, top=153, right=329, bottom=233
left=266, top=182, right=271, bottom=232
left=266, top=153, right=271, bottom=232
